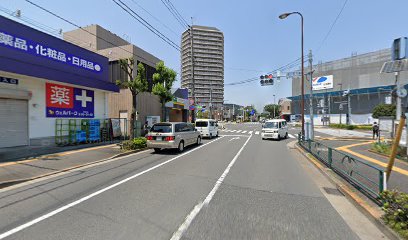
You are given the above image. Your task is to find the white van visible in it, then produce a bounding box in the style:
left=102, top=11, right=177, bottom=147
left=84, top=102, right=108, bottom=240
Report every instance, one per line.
left=195, top=119, right=219, bottom=138
left=261, top=119, right=288, bottom=140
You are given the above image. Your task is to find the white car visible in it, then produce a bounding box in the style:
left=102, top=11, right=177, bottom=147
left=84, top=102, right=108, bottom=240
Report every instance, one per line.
left=195, top=119, right=219, bottom=138
left=261, top=119, right=288, bottom=140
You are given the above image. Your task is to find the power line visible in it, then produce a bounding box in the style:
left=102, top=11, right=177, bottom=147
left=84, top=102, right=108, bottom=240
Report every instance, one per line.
left=160, top=0, right=189, bottom=29
left=112, top=0, right=181, bottom=51
left=225, top=57, right=309, bottom=86
left=129, top=0, right=179, bottom=37
left=166, top=0, right=189, bottom=27
left=22, top=0, right=160, bottom=66
left=315, top=0, right=349, bottom=53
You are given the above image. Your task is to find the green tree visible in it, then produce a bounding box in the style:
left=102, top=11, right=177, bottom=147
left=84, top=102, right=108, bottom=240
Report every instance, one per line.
left=264, top=104, right=280, bottom=118
left=152, top=61, right=177, bottom=121
left=372, top=104, right=396, bottom=119
left=116, top=58, right=148, bottom=138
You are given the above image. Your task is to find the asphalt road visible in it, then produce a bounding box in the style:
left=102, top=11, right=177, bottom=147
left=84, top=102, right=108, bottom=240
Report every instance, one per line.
left=0, top=122, right=387, bottom=240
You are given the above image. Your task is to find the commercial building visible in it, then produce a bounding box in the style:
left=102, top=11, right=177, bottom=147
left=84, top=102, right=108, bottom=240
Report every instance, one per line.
left=222, top=103, right=244, bottom=121
left=63, top=25, right=163, bottom=129
left=289, top=49, right=408, bottom=125
left=181, top=25, right=224, bottom=110
left=165, top=88, right=190, bottom=122
left=0, top=16, right=119, bottom=148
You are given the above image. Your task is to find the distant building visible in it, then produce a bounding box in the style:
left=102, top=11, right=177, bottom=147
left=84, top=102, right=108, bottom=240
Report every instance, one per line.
left=181, top=25, right=224, bottom=110
left=279, top=98, right=292, bottom=121
left=223, top=103, right=243, bottom=121
left=289, top=49, right=408, bottom=125
left=64, top=25, right=163, bottom=130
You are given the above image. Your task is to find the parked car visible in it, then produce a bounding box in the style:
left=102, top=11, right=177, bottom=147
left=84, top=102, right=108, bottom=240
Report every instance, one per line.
left=195, top=119, right=219, bottom=138
left=261, top=119, right=288, bottom=140
left=146, top=122, right=201, bottom=152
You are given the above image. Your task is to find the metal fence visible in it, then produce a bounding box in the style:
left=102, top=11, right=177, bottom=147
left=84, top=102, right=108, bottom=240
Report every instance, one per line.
left=298, top=135, right=386, bottom=201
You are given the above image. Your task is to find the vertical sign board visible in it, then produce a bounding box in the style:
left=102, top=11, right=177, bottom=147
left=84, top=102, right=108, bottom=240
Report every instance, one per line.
left=312, top=75, right=334, bottom=91
left=46, top=82, right=94, bottom=118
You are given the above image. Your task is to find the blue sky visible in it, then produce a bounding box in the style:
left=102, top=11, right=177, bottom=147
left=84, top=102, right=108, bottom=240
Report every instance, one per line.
left=1, top=0, right=408, bottom=111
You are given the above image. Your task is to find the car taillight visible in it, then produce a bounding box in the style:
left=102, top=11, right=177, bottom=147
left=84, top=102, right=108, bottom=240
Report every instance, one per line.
left=146, top=136, right=153, bottom=140
left=164, top=136, right=175, bottom=141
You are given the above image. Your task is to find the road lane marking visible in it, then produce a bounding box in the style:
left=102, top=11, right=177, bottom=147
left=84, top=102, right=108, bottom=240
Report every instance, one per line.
left=255, top=131, right=260, bottom=135
left=288, top=134, right=296, bottom=138
left=231, top=130, right=237, bottom=132
left=249, top=131, right=253, bottom=134
left=220, top=135, right=250, bottom=137
left=336, top=142, right=408, bottom=177
left=236, top=130, right=242, bottom=133
left=0, top=137, right=225, bottom=240
left=229, top=137, right=240, bottom=142
left=170, top=134, right=253, bottom=240
left=242, top=131, right=247, bottom=133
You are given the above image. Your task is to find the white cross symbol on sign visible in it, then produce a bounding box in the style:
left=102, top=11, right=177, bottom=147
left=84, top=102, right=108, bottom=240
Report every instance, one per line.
left=75, top=90, right=92, bottom=107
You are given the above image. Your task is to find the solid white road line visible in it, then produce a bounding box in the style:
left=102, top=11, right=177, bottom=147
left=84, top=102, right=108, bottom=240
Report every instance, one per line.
left=170, top=134, right=253, bottom=240
left=0, top=137, right=225, bottom=240
left=220, top=134, right=250, bottom=137
left=288, top=134, right=296, bottom=138
left=255, top=131, right=260, bottom=135
left=242, top=131, right=247, bottom=133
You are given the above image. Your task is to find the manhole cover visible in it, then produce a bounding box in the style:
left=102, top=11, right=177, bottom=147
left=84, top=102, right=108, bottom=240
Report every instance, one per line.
left=323, top=187, right=344, bottom=196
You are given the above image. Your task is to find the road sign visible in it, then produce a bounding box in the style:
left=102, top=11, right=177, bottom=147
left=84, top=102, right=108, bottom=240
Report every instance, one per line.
left=286, top=71, right=302, bottom=79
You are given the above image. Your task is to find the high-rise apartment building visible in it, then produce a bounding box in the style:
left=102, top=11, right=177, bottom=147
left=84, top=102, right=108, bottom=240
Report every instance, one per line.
left=181, top=25, right=224, bottom=109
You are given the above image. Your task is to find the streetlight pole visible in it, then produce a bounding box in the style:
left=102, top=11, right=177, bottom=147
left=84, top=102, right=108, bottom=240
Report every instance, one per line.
left=279, top=12, right=304, bottom=136
left=273, top=94, right=276, bottom=119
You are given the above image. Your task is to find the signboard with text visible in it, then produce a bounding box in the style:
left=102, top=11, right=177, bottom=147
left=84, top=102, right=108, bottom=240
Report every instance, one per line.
left=312, top=75, right=334, bottom=91
left=46, top=82, right=94, bottom=118
left=0, top=16, right=118, bottom=92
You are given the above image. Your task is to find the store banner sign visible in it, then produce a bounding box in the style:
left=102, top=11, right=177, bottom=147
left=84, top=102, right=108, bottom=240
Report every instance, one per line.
left=46, top=82, right=94, bottom=118
left=0, top=31, right=102, bottom=73
left=312, top=75, right=334, bottom=90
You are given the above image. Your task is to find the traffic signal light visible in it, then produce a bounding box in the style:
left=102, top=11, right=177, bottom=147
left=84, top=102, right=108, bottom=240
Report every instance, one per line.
left=260, top=74, right=274, bottom=86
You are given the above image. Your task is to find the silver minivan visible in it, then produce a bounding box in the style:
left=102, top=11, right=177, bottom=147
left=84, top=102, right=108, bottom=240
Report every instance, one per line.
left=146, top=122, right=202, bottom=152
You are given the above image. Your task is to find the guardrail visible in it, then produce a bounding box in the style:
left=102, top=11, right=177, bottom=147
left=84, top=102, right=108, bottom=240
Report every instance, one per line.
left=298, top=135, right=386, bottom=201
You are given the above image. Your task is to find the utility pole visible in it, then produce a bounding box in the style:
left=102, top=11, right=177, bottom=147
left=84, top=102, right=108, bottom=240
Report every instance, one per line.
left=308, top=50, right=314, bottom=140
left=209, top=84, right=213, bottom=119
left=338, top=83, right=343, bottom=124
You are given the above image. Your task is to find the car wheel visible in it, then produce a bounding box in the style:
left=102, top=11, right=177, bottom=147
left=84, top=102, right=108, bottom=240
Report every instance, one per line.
left=209, top=134, right=212, bottom=139
left=196, top=136, right=201, bottom=145
left=278, top=134, right=281, bottom=140
left=216, top=131, right=219, bottom=137
left=178, top=141, right=184, bottom=152
left=154, top=148, right=161, bottom=153
left=285, top=132, right=288, bottom=139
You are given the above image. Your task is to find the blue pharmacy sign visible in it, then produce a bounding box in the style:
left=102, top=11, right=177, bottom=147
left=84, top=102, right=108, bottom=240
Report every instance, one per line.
left=0, top=16, right=118, bottom=92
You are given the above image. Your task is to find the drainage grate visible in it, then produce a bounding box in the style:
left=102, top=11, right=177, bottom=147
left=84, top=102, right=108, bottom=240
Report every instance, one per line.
left=323, top=187, right=344, bottom=196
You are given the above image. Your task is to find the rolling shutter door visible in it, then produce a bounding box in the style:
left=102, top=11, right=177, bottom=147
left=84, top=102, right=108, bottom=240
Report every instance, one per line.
left=0, top=98, right=29, bottom=148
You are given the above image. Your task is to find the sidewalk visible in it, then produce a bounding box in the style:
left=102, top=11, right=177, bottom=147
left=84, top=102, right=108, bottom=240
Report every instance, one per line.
left=314, top=128, right=372, bottom=139
left=0, top=144, right=127, bottom=188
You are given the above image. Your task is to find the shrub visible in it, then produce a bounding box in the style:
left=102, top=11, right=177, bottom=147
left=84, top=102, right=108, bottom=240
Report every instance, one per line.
left=380, top=190, right=408, bottom=239
left=121, top=137, right=147, bottom=151
left=372, top=104, right=396, bottom=119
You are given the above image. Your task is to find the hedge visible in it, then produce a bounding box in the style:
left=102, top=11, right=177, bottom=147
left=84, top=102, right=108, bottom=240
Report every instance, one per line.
left=381, top=190, right=408, bottom=239
left=121, top=137, right=147, bottom=151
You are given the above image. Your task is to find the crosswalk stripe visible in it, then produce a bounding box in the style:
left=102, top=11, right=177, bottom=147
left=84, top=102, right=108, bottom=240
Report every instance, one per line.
left=237, top=130, right=242, bottom=133
left=242, top=131, right=247, bottom=133
left=231, top=130, right=237, bottom=132
left=255, top=131, right=260, bottom=135
left=249, top=131, right=253, bottom=134
left=288, top=134, right=295, bottom=138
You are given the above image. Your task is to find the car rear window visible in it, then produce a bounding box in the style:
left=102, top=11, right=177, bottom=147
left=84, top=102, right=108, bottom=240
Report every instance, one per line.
left=195, top=121, right=208, bottom=127
left=150, top=124, right=172, bottom=133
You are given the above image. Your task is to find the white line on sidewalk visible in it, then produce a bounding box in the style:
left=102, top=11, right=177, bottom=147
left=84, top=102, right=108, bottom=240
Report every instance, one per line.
left=255, top=131, right=260, bottom=135
left=170, top=134, right=252, bottom=240
left=0, top=137, right=225, bottom=240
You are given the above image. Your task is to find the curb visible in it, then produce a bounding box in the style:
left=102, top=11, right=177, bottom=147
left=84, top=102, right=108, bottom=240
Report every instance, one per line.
left=294, top=143, right=403, bottom=240
left=0, top=148, right=149, bottom=190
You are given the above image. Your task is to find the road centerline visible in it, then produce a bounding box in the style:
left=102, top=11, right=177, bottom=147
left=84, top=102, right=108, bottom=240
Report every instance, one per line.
left=170, top=134, right=253, bottom=240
